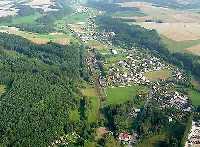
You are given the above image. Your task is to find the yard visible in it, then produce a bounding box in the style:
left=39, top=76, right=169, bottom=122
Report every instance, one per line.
left=144, top=69, right=172, bottom=81
left=105, top=85, right=147, bottom=105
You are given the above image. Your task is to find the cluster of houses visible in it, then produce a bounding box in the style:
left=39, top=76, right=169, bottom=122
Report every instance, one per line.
left=186, top=121, right=200, bottom=147
left=49, top=132, right=80, bottom=147
left=152, top=82, right=191, bottom=112
left=106, top=49, right=169, bottom=86
left=118, top=132, right=138, bottom=145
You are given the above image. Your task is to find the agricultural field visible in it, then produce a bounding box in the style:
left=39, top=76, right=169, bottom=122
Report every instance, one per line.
left=105, top=85, right=147, bottom=105
left=161, top=36, right=200, bottom=53
left=144, top=69, right=172, bottom=81
left=0, top=26, right=71, bottom=45
left=117, top=1, right=200, bottom=56
left=0, top=1, right=18, bottom=17
left=25, top=0, right=57, bottom=12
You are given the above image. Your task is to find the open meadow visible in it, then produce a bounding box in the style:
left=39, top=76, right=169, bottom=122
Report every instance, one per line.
left=0, top=26, right=71, bottom=45
left=105, top=85, right=148, bottom=105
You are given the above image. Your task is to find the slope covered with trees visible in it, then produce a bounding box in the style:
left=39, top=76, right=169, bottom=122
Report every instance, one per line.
left=0, top=33, right=87, bottom=146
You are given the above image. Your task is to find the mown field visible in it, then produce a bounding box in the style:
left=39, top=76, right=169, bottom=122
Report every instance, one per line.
left=82, top=86, right=100, bottom=123
left=0, top=85, right=6, bottom=96
left=144, top=69, right=172, bottom=81
left=189, top=89, right=200, bottom=106
left=105, top=85, right=147, bottom=105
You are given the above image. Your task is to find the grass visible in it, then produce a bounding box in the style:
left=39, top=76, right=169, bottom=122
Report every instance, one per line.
left=0, top=26, right=71, bottom=45
left=64, top=13, right=90, bottom=24
left=188, top=89, right=200, bottom=106
left=87, top=96, right=100, bottom=123
left=161, top=35, right=200, bottom=53
left=105, top=85, right=148, bottom=105
left=81, top=86, right=100, bottom=123
left=87, top=40, right=108, bottom=51
left=69, top=109, right=80, bottom=122
left=191, top=76, right=200, bottom=90
left=144, top=69, right=172, bottom=81
left=137, top=133, right=168, bottom=147
left=0, top=13, right=41, bottom=25
left=0, top=85, right=6, bottom=96
left=81, top=87, right=98, bottom=97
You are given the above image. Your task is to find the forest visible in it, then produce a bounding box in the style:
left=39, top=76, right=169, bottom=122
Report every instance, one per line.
left=0, top=33, right=88, bottom=146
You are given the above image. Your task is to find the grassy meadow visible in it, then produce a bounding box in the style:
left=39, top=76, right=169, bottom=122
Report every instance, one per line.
left=144, top=69, right=172, bottom=81
left=0, top=85, right=6, bottom=96
left=189, top=89, right=200, bottom=106
left=105, top=85, right=147, bottom=105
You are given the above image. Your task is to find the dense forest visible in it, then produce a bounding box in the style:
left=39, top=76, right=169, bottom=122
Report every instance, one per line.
left=0, top=33, right=88, bottom=146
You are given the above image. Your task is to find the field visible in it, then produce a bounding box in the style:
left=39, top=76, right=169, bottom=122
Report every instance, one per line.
left=161, top=36, right=200, bottom=53
left=137, top=22, right=200, bottom=42
left=0, top=13, right=41, bottom=26
left=87, top=96, right=100, bottom=123
left=120, top=2, right=200, bottom=23
left=0, top=26, right=71, bottom=45
left=189, top=89, right=200, bottom=106
left=26, top=0, right=57, bottom=12
left=105, top=85, right=147, bottom=105
left=185, top=44, right=200, bottom=56
left=87, top=40, right=108, bottom=51
left=118, top=1, right=200, bottom=56
left=81, top=87, right=98, bottom=97
left=0, top=85, right=6, bottom=96
left=144, top=69, right=172, bottom=81
left=81, top=86, right=100, bottom=123
left=0, top=1, right=18, bottom=17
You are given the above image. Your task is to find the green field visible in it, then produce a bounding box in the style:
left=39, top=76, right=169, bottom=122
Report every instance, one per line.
left=144, top=69, right=172, bottom=81
left=87, top=96, right=100, bottom=123
left=0, top=85, right=6, bottom=96
left=137, top=133, right=168, bottom=147
left=69, top=109, right=80, bottom=122
left=161, top=35, right=200, bottom=53
left=64, top=13, right=90, bottom=24
left=0, top=13, right=41, bottom=25
left=189, top=89, right=200, bottom=106
left=105, top=85, right=147, bottom=105
left=0, top=26, right=72, bottom=45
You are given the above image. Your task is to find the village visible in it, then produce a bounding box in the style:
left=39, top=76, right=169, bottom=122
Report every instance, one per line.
left=66, top=3, right=198, bottom=146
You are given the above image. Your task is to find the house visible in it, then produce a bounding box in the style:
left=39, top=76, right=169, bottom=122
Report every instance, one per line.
left=118, top=132, right=132, bottom=143
left=111, top=49, right=118, bottom=55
